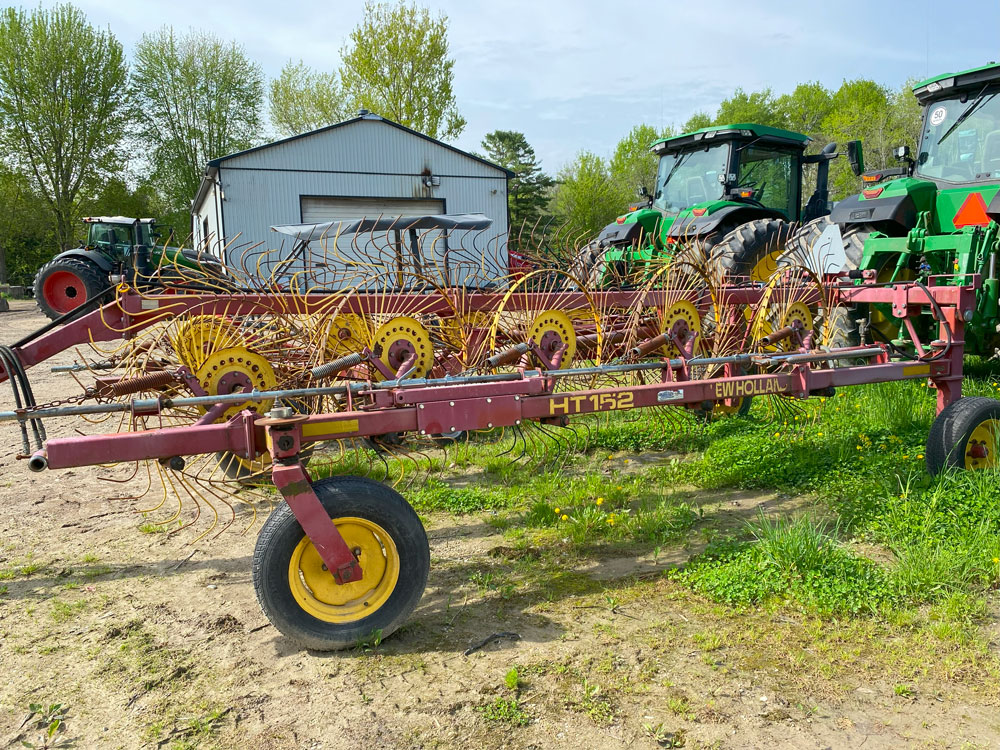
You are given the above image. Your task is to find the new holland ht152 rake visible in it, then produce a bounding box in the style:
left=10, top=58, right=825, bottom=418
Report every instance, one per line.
left=0, top=214, right=992, bottom=649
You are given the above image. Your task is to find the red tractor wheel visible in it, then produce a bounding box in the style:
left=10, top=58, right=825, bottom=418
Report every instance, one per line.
left=33, top=257, right=110, bottom=320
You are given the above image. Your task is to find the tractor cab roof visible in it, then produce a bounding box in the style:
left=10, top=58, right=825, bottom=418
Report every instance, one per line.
left=651, top=123, right=811, bottom=154
left=913, top=62, right=1000, bottom=104
left=83, top=216, right=156, bottom=225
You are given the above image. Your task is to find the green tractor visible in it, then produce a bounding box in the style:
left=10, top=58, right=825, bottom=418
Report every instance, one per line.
left=790, top=62, right=1000, bottom=355
left=33, top=216, right=223, bottom=321
left=575, top=123, right=848, bottom=286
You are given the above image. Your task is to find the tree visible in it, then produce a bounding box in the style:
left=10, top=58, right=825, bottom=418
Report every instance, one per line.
left=776, top=82, right=833, bottom=147
left=549, top=152, right=620, bottom=237
left=0, top=167, right=54, bottom=286
left=0, top=4, right=130, bottom=251
left=340, top=2, right=465, bottom=140
left=132, top=28, right=265, bottom=211
left=822, top=79, right=919, bottom=200
left=609, top=124, right=673, bottom=207
left=714, top=87, right=786, bottom=128
left=270, top=60, right=350, bottom=137
left=682, top=112, right=713, bottom=132
left=480, top=130, right=552, bottom=232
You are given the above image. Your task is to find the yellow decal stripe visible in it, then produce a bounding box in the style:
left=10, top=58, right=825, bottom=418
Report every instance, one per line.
left=303, top=419, right=359, bottom=437
left=902, top=364, right=931, bottom=377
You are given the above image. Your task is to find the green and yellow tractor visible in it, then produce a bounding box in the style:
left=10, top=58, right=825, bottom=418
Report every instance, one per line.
left=791, top=62, right=1000, bottom=355
left=33, top=216, right=223, bottom=321
left=575, top=123, right=848, bottom=286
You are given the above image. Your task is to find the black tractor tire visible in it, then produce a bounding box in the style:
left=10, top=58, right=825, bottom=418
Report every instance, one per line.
left=712, top=218, right=792, bottom=282
left=926, top=397, right=1000, bottom=475
left=252, top=475, right=430, bottom=650
left=33, top=257, right=111, bottom=321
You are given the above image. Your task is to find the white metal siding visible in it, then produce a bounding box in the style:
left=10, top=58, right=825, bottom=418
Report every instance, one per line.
left=205, top=118, right=509, bottom=281
left=300, top=196, right=444, bottom=223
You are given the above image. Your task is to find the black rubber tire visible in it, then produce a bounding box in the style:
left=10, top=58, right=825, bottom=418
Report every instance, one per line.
left=925, top=397, right=1000, bottom=475
left=33, top=257, right=111, bottom=321
left=712, top=218, right=792, bottom=281
left=252, top=475, right=430, bottom=651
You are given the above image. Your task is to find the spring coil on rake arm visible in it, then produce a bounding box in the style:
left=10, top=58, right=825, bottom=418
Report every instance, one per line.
left=103, top=370, right=177, bottom=397
left=311, top=352, right=364, bottom=380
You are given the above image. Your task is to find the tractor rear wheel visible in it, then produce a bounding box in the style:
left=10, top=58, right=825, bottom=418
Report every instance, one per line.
left=253, top=476, right=429, bottom=650
left=926, top=397, right=1000, bottom=474
left=712, top=218, right=792, bottom=282
left=33, top=257, right=110, bottom=320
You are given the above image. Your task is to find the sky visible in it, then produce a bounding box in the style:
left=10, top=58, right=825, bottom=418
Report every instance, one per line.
left=50, top=0, right=1000, bottom=173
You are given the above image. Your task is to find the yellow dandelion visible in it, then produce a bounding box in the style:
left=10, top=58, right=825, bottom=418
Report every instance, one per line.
left=596, top=497, right=604, bottom=506
left=606, top=515, right=615, bottom=526
left=607, top=454, right=614, bottom=460
left=916, top=454, right=924, bottom=459
left=561, top=514, right=569, bottom=522
left=993, top=557, right=999, bottom=564
left=554, top=507, right=560, bottom=514
left=774, top=432, right=780, bottom=437
left=902, top=455, right=909, bottom=459
left=818, top=432, right=823, bottom=437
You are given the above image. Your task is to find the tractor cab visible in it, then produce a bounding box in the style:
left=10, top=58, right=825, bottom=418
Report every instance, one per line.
left=83, top=217, right=159, bottom=258
left=586, top=123, right=838, bottom=287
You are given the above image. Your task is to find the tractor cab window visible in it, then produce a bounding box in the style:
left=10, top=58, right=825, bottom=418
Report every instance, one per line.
left=736, top=146, right=797, bottom=219
left=917, top=87, right=1000, bottom=182
left=652, top=143, right=729, bottom=215
left=88, top=223, right=131, bottom=253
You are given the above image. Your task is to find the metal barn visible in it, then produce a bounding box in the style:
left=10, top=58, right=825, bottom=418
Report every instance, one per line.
left=190, top=112, right=512, bottom=273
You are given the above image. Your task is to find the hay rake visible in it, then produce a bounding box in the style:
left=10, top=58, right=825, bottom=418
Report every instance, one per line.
left=0, top=214, right=991, bottom=649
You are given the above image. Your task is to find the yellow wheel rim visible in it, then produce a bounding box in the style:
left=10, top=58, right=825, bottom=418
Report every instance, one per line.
left=372, top=316, right=433, bottom=380
left=659, top=300, right=701, bottom=358
left=195, top=346, right=277, bottom=420
left=288, top=516, right=399, bottom=623
left=778, top=301, right=814, bottom=351
left=527, top=310, right=577, bottom=369
left=749, top=249, right=784, bottom=283
left=964, top=419, right=999, bottom=470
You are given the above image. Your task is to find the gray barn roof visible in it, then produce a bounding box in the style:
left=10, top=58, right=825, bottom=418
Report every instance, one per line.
left=192, top=113, right=513, bottom=210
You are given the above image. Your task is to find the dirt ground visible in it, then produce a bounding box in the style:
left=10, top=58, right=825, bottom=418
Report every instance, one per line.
left=1, top=299, right=999, bottom=750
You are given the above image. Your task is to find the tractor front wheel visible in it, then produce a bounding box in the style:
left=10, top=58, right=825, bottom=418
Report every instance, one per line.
left=926, top=397, right=1000, bottom=474
left=252, top=476, right=429, bottom=650
left=33, top=257, right=110, bottom=320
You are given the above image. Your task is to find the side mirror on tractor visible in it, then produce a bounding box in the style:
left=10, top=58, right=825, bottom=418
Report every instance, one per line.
left=846, top=140, right=865, bottom=176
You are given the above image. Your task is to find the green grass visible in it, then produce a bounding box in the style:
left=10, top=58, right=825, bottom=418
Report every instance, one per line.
left=478, top=697, right=530, bottom=726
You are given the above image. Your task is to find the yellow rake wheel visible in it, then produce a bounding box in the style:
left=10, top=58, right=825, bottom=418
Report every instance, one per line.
left=372, top=316, right=434, bottom=380
left=318, top=313, right=369, bottom=360
left=527, top=310, right=577, bottom=369
left=252, top=476, right=430, bottom=651
left=170, top=314, right=241, bottom=371
left=659, top=300, right=702, bottom=358
left=195, top=347, right=277, bottom=421
left=777, top=301, right=814, bottom=351
left=194, top=346, right=279, bottom=482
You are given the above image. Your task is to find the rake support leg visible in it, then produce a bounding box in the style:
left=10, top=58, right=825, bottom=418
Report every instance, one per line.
left=266, top=418, right=362, bottom=585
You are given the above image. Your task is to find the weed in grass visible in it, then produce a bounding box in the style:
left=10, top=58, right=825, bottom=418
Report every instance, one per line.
left=20, top=702, right=73, bottom=749
left=81, top=553, right=98, bottom=564
left=504, top=667, right=520, bottom=691
left=478, top=697, right=530, bottom=726
left=666, top=695, right=692, bottom=718
left=893, top=683, right=914, bottom=698
left=50, top=599, right=88, bottom=623
left=138, top=522, right=169, bottom=534
left=579, top=678, right=614, bottom=725
left=0, top=584, right=7, bottom=596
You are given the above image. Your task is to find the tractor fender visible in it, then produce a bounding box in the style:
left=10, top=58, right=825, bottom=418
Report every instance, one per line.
left=596, top=220, right=644, bottom=247
left=53, top=248, right=114, bottom=273
left=829, top=193, right=917, bottom=231
left=666, top=205, right=785, bottom=239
